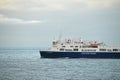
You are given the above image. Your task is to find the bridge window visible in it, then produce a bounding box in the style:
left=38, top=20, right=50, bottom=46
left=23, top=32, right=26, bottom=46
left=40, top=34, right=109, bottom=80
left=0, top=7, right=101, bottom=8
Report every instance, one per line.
left=53, top=41, right=56, bottom=45
left=61, top=43, right=63, bottom=45
left=99, top=49, right=106, bottom=51
left=74, top=49, right=78, bottom=51
left=62, top=46, right=65, bottom=48
left=60, top=49, right=64, bottom=51
left=70, top=46, right=73, bottom=47
left=82, top=49, right=96, bottom=51
left=75, top=46, right=78, bottom=48
left=89, top=46, right=98, bottom=48
left=82, top=46, right=88, bottom=48
left=65, top=49, right=72, bottom=51
left=113, top=49, right=118, bottom=51
left=107, top=49, right=112, bottom=52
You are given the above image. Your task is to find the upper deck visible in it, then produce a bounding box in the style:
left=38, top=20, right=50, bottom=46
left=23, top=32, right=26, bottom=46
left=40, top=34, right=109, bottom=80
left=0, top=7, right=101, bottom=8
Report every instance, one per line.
left=50, top=39, right=120, bottom=52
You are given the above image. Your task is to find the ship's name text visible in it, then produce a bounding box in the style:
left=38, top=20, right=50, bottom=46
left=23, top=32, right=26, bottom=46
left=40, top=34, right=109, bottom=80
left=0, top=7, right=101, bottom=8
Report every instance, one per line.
left=81, top=52, right=96, bottom=54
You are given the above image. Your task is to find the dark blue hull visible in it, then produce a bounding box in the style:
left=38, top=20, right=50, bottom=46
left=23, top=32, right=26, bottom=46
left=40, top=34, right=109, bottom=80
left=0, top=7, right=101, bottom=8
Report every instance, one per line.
left=40, top=51, right=120, bottom=59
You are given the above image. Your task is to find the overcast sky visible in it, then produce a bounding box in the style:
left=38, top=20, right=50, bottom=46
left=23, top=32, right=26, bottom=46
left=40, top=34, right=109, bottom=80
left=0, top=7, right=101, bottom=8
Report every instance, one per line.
left=0, top=0, right=120, bottom=48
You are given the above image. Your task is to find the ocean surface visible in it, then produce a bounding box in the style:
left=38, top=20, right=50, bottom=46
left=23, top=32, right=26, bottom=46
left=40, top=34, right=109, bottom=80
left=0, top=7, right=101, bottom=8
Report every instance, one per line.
left=0, top=49, right=120, bottom=80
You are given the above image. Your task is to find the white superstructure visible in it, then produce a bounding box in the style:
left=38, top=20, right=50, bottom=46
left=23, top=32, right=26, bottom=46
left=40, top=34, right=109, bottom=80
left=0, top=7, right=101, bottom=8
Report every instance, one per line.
left=51, top=39, right=120, bottom=52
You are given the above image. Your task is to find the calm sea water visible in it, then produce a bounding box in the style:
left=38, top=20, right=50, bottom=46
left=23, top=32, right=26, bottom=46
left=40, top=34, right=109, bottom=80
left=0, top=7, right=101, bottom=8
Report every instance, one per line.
left=0, top=49, right=120, bottom=80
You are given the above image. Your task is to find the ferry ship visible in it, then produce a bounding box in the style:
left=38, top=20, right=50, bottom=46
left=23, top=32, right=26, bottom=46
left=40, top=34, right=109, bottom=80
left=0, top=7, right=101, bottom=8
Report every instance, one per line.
left=40, top=38, right=120, bottom=58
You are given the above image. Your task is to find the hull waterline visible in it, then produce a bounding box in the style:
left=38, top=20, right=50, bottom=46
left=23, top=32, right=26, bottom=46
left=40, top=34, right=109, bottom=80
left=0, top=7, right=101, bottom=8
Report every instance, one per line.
left=40, top=51, right=120, bottom=59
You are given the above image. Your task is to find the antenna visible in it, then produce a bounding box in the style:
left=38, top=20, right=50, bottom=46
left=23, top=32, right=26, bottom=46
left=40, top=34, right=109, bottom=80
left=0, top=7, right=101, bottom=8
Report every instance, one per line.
left=58, top=32, right=62, bottom=41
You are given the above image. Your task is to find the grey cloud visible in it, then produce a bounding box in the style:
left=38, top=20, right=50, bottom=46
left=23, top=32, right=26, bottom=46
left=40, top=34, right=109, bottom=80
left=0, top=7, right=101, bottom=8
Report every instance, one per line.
left=0, top=0, right=120, bottom=12
left=0, top=14, right=44, bottom=24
